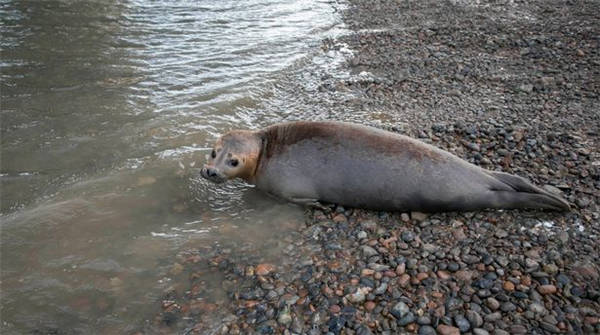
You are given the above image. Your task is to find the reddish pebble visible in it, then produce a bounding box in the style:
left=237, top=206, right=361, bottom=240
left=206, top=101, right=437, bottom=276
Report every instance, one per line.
left=329, top=304, right=341, bottom=313
left=364, top=301, right=376, bottom=311
left=416, top=272, right=429, bottom=281
left=396, top=263, right=406, bottom=275
left=244, top=300, right=258, bottom=308
left=431, top=291, right=443, bottom=299
left=437, top=270, right=451, bottom=280
left=361, top=269, right=375, bottom=276
left=332, top=214, right=347, bottom=223
left=398, top=274, right=410, bottom=287
left=503, top=281, right=515, bottom=291
left=437, top=324, right=460, bottom=335
left=384, top=270, right=397, bottom=277
left=255, top=263, right=274, bottom=276
left=454, top=270, right=473, bottom=282
left=538, top=284, right=557, bottom=295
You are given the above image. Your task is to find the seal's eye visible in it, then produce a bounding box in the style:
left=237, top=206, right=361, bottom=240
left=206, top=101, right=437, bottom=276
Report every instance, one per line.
left=229, top=159, right=239, bottom=167
left=211, top=150, right=216, bottom=159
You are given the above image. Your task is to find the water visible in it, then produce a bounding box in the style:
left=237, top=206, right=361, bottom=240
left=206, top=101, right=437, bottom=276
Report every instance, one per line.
left=0, top=0, right=347, bottom=332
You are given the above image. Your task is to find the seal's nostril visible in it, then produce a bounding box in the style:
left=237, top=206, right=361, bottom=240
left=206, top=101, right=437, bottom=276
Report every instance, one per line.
left=207, top=168, right=217, bottom=177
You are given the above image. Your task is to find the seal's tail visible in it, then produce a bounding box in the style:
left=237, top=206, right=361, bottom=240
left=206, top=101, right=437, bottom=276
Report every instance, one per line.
left=489, top=171, right=571, bottom=211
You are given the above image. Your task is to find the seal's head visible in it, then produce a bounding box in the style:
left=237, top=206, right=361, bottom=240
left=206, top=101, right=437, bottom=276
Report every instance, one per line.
left=201, top=130, right=262, bottom=184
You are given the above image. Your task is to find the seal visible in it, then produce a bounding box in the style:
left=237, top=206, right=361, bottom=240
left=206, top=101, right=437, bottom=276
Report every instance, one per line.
left=201, top=121, right=570, bottom=212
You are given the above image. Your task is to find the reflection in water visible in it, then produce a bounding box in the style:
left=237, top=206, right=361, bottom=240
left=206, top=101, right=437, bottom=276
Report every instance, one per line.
left=0, top=0, right=345, bottom=333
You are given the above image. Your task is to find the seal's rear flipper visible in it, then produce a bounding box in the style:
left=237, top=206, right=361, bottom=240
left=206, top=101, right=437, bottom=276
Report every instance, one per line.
left=489, top=171, right=570, bottom=211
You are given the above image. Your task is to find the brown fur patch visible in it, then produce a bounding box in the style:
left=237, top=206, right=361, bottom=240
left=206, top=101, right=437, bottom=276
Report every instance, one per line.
left=261, top=121, right=444, bottom=162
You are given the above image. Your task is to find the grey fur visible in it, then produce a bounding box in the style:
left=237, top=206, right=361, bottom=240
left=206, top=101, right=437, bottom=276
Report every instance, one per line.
left=205, top=121, right=570, bottom=212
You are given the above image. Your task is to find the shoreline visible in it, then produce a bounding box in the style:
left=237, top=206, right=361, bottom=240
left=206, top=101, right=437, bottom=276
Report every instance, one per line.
left=151, top=1, right=599, bottom=334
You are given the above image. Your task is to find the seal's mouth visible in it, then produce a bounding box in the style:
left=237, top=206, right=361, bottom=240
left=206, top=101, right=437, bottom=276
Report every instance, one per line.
left=200, top=166, right=227, bottom=184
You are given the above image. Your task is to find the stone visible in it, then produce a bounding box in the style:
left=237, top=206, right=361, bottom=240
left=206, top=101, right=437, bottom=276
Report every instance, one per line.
left=500, top=302, right=516, bottom=312
left=529, top=302, right=547, bottom=315
left=485, top=297, right=500, bottom=310
left=484, top=312, right=502, bottom=322
left=256, top=263, right=275, bottom=276
left=473, top=329, right=490, bottom=335
left=502, top=281, right=515, bottom=291
left=495, top=229, right=508, bottom=238
left=437, top=325, right=460, bottom=335
left=277, top=309, right=292, bottom=325
left=401, top=230, right=415, bottom=242
left=454, top=314, right=471, bottom=332
left=537, top=285, right=557, bottom=295
left=397, top=312, right=416, bottom=326
left=418, top=325, right=436, bottom=335
left=361, top=245, right=379, bottom=257
left=466, top=310, right=483, bottom=327
left=398, top=274, right=410, bottom=287
left=437, top=270, right=451, bottom=280
left=510, top=325, right=528, bottom=334
left=390, top=301, right=409, bottom=319
left=411, top=212, right=428, bottom=221
left=347, top=288, right=367, bottom=303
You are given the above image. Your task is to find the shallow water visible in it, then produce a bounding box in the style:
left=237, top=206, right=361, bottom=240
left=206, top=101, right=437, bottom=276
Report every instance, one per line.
left=0, top=0, right=347, bottom=332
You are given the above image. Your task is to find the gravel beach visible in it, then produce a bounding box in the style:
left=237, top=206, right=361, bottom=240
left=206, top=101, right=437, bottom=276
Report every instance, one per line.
left=151, top=1, right=599, bottom=334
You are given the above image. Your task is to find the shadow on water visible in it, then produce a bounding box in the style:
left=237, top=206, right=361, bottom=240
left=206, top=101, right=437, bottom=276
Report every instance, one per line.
left=1, top=0, right=345, bottom=333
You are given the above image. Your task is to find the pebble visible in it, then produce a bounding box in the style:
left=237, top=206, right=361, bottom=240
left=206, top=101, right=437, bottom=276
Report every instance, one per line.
left=454, top=314, right=471, bottom=332
left=437, top=324, right=460, bottom=335
left=397, top=312, right=416, bottom=326
left=466, top=310, right=483, bottom=328
left=538, top=285, right=557, bottom=295
left=484, top=312, right=502, bottom=322
left=528, top=302, right=547, bottom=315
left=255, top=264, right=275, bottom=276
left=502, top=281, right=515, bottom=291
left=277, top=309, right=292, bottom=325
left=390, top=301, right=409, bottom=319
left=486, top=297, right=500, bottom=310
left=473, top=329, right=490, bottom=335
left=448, top=262, right=460, bottom=272
left=418, top=325, right=436, bottom=335
left=361, top=245, right=378, bottom=257
left=401, top=230, right=415, bottom=242
left=500, top=302, right=516, bottom=312
left=411, top=212, right=428, bottom=221
left=347, top=288, right=367, bottom=303
left=495, top=229, right=508, bottom=238
left=510, top=325, right=528, bottom=334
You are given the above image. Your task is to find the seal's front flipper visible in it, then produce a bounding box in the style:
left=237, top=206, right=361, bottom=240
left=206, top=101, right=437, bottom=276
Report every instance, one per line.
left=289, top=197, right=330, bottom=212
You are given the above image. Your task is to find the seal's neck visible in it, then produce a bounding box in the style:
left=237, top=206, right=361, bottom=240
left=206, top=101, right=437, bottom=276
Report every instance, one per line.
left=238, top=131, right=266, bottom=184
